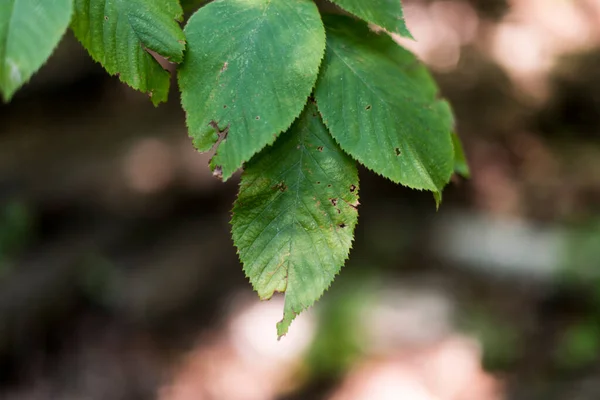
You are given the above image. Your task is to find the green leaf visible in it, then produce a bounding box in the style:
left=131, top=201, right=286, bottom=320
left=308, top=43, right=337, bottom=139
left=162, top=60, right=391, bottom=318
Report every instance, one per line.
left=315, top=16, right=454, bottom=192
left=452, top=133, right=470, bottom=178
left=329, top=0, right=413, bottom=39
left=432, top=133, right=468, bottom=209
left=0, top=0, right=73, bottom=102
left=231, top=103, right=359, bottom=337
left=178, top=0, right=326, bottom=181
left=71, top=0, right=186, bottom=105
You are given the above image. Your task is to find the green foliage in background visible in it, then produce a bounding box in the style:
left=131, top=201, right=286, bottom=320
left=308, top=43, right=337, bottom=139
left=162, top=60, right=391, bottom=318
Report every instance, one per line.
left=461, top=308, right=522, bottom=371
left=306, top=273, right=374, bottom=377
left=556, top=320, right=600, bottom=369
left=0, top=0, right=468, bottom=336
left=0, top=201, right=34, bottom=276
left=555, top=220, right=600, bottom=370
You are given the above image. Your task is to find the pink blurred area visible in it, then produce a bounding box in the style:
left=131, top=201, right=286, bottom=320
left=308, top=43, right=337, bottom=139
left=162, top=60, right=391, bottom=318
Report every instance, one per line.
left=160, top=293, right=501, bottom=400
left=330, top=337, right=501, bottom=400
left=161, top=297, right=316, bottom=400
left=399, top=0, right=600, bottom=98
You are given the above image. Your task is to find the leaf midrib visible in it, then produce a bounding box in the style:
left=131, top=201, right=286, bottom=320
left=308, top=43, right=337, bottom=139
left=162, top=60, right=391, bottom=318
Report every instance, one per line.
left=246, top=129, right=349, bottom=296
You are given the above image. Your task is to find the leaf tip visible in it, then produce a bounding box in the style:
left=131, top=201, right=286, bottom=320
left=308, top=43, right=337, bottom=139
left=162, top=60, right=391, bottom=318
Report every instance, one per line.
left=433, top=191, right=443, bottom=211
left=276, top=311, right=297, bottom=339
left=398, top=24, right=415, bottom=41
left=149, top=91, right=162, bottom=107
left=0, top=89, right=13, bottom=104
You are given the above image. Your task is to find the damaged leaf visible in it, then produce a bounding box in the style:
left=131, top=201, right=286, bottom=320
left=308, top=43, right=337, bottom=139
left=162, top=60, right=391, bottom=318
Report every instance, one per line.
left=232, top=103, right=359, bottom=337
left=315, top=16, right=454, bottom=192
left=178, top=0, right=326, bottom=181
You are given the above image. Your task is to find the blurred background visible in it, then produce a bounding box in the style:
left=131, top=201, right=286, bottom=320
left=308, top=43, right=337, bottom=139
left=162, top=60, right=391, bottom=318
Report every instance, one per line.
left=1, top=0, right=600, bottom=398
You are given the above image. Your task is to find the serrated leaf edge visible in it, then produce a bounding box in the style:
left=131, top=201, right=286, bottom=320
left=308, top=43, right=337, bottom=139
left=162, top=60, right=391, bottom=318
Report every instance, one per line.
left=315, top=98, right=454, bottom=194
left=179, top=0, right=327, bottom=182
left=71, top=2, right=186, bottom=106
left=314, top=21, right=454, bottom=193
left=229, top=112, right=360, bottom=338
left=327, top=0, right=414, bottom=40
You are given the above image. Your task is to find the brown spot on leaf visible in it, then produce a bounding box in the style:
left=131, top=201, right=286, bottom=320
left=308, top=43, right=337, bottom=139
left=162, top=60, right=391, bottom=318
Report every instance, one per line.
left=209, top=121, right=229, bottom=140
left=272, top=181, right=287, bottom=192
left=338, top=223, right=346, bottom=228
left=330, top=198, right=338, bottom=207
left=365, top=105, right=372, bottom=110
left=350, top=184, right=356, bottom=192
left=212, top=166, right=223, bottom=180
left=317, top=146, right=324, bottom=152
left=395, top=148, right=402, bottom=156
left=221, top=62, right=228, bottom=73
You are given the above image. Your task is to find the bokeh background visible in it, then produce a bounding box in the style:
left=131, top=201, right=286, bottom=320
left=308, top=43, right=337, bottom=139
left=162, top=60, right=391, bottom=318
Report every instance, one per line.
left=2, top=0, right=600, bottom=399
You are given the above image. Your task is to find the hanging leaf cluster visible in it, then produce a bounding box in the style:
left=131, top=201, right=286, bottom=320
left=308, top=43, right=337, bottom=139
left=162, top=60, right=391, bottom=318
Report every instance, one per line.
left=0, top=0, right=469, bottom=336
